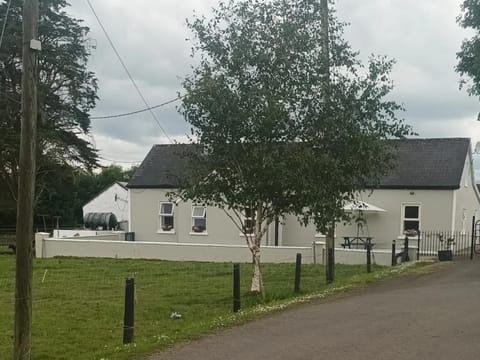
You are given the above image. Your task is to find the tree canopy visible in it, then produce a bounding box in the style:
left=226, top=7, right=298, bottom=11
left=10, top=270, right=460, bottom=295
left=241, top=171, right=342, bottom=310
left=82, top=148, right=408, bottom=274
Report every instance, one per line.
left=0, top=0, right=99, bottom=205
left=35, top=165, right=136, bottom=227
left=179, top=0, right=411, bottom=290
left=457, top=0, right=480, bottom=98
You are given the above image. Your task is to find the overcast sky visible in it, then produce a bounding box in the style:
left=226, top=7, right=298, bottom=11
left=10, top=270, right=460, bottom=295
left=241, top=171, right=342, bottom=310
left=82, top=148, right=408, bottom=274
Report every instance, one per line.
left=67, top=0, right=480, bottom=172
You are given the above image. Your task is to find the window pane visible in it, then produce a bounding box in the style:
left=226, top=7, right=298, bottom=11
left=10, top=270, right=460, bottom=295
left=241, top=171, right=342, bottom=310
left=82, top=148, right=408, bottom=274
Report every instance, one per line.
left=193, top=218, right=207, bottom=231
left=245, top=208, right=254, bottom=218
left=161, top=216, right=174, bottom=230
left=404, top=206, right=419, bottom=219
left=403, top=220, right=419, bottom=232
left=194, top=218, right=206, bottom=227
left=160, top=203, right=173, bottom=215
left=192, top=206, right=206, bottom=217
left=244, top=219, right=254, bottom=232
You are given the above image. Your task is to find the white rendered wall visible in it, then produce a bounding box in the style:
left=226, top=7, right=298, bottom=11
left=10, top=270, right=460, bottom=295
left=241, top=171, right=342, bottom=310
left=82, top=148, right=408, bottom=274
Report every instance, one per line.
left=35, top=235, right=394, bottom=266
left=82, top=183, right=129, bottom=223
left=130, top=186, right=471, bottom=250
left=282, top=188, right=454, bottom=249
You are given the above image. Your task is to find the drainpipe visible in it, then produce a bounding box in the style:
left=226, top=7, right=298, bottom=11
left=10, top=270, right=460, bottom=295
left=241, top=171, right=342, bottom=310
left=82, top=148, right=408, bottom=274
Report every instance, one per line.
left=451, top=190, right=457, bottom=235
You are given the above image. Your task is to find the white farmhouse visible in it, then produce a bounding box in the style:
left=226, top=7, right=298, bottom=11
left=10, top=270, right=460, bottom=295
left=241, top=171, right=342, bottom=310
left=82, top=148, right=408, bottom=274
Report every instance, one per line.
left=127, top=138, right=480, bottom=249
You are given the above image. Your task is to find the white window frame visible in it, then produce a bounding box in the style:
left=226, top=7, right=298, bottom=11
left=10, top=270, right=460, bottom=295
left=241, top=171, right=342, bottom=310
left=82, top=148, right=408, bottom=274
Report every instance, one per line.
left=401, top=203, right=421, bottom=234
left=190, top=205, right=207, bottom=235
left=158, top=201, right=175, bottom=233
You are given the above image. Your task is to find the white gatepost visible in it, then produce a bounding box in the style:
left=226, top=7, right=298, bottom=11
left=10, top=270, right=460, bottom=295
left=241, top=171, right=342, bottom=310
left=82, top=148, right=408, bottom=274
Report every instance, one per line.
left=35, top=232, right=49, bottom=258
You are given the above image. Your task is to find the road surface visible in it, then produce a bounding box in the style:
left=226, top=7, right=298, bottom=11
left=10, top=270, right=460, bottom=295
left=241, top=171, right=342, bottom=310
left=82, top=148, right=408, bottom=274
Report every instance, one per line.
left=148, top=260, right=480, bottom=360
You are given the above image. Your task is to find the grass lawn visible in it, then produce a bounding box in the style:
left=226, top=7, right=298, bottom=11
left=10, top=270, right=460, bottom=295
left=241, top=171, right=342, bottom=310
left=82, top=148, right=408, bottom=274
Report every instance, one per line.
left=0, top=253, right=432, bottom=360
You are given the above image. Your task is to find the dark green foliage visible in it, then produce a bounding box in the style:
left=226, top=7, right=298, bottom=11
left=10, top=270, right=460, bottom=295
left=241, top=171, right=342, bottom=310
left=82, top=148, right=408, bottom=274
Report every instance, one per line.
left=0, top=0, right=99, bottom=207
left=0, top=165, right=135, bottom=228
left=180, top=0, right=412, bottom=235
left=34, top=165, right=136, bottom=227
left=457, top=0, right=480, bottom=96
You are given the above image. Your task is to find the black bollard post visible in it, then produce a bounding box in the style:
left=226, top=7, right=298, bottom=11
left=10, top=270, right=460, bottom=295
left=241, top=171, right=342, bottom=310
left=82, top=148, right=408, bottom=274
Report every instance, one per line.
left=366, top=242, right=371, bottom=273
left=123, top=277, right=134, bottom=344
left=417, top=231, right=421, bottom=261
left=391, top=240, right=396, bottom=266
left=233, top=263, right=241, bottom=313
left=294, top=253, right=302, bottom=293
left=404, top=236, right=410, bottom=262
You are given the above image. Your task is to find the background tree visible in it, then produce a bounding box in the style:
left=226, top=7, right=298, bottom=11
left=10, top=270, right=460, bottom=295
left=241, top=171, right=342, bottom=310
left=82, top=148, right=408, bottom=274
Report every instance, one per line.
left=179, top=0, right=411, bottom=292
left=0, top=0, right=99, bottom=208
left=33, top=165, right=137, bottom=228
left=457, top=0, right=480, bottom=101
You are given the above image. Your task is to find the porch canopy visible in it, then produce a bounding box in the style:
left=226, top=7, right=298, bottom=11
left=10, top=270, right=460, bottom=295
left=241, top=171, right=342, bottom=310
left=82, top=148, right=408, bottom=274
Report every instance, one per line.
left=343, top=201, right=386, bottom=213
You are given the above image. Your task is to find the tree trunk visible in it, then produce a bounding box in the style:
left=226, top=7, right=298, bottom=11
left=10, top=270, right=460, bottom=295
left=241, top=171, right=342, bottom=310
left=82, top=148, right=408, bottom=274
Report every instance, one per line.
left=250, top=203, right=264, bottom=293
left=325, top=224, right=335, bottom=283
left=250, top=246, right=262, bottom=293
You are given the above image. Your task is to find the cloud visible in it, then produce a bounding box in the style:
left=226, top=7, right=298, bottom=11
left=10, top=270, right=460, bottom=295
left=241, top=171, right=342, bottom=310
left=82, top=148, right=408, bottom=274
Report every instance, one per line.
left=94, top=133, right=190, bottom=168
left=67, top=0, right=480, bottom=177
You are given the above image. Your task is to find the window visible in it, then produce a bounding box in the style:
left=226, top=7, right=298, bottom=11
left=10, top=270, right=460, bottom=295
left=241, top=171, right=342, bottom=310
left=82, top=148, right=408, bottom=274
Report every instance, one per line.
left=402, top=204, right=420, bottom=233
left=191, top=206, right=207, bottom=233
left=159, top=202, right=174, bottom=232
left=243, top=208, right=254, bottom=234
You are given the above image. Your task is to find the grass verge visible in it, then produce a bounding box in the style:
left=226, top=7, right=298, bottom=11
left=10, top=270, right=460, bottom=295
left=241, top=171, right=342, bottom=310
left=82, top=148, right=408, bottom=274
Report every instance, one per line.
left=0, top=255, right=433, bottom=360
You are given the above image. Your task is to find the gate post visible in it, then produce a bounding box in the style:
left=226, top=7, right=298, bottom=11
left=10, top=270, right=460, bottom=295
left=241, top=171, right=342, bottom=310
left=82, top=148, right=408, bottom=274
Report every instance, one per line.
left=417, top=230, right=421, bottom=261
left=471, top=215, right=476, bottom=260
left=366, top=241, right=372, bottom=273
left=391, top=240, right=396, bottom=266
left=403, top=236, right=409, bottom=262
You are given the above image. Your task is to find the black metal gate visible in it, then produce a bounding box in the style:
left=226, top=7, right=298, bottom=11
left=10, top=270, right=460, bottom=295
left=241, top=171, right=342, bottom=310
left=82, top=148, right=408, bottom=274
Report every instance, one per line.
left=473, top=219, right=480, bottom=255
left=419, top=230, right=473, bottom=260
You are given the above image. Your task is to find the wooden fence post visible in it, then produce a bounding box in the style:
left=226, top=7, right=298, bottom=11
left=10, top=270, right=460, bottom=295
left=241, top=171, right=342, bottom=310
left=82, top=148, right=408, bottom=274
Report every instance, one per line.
left=233, top=263, right=240, bottom=312
left=123, top=278, right=134, bottom=344
left=294, top=253, right=302, bottom=292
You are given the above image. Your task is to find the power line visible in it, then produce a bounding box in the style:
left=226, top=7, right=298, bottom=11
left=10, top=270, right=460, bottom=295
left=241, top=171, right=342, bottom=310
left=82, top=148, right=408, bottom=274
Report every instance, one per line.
left=99, top=156, right=142, bottom=164
left=90, top=96, right=183, bottom=120
left=85, top=0, right=173, bottom=143
left=0, top=0, right=12, bottom=49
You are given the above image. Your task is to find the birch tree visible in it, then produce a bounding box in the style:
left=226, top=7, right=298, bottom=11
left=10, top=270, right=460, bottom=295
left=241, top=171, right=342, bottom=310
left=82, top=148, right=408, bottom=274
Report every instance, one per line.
left=457, top=0, right=480, bottom=102
left=179, top=0, right=411, bottom=292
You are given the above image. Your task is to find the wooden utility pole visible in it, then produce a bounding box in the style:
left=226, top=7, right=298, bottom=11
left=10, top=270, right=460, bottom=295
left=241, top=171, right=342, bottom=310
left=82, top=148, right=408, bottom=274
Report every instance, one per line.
left=320, top=0, right=330, bottom=88
left=320, top=0, right=335, bottom=284
left=14, top=0, right=39, bottom=359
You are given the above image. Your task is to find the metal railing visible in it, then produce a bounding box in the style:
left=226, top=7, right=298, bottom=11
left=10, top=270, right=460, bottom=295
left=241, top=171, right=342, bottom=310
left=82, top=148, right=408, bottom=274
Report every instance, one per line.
left=419, top=230, right=472, bottom=259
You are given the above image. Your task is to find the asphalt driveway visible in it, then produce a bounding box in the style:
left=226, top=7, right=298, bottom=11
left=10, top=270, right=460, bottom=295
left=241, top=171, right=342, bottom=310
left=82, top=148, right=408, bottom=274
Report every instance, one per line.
left=148, top=260, right=480, bottom=360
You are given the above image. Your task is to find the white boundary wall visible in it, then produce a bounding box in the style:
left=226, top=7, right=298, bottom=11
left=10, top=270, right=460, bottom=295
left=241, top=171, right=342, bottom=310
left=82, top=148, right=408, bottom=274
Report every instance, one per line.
left=35, top=234, right=395, bottom=266
left=52, top=230, right=124, bottom=238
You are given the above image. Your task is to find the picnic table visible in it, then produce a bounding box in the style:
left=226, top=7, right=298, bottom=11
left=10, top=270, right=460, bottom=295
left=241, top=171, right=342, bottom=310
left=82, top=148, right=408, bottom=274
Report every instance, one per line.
left=341, top=236, right=374, bottom=250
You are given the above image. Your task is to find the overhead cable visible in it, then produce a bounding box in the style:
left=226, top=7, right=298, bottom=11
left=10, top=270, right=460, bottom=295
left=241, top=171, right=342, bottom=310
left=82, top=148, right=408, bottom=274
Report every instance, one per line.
left=90, top=96, right=183, bottom=120
left=99, top=156, right=142, bottom=164
left=0, top=0, right=12, bottom=50
left=85, top=0, right=173, bottom=143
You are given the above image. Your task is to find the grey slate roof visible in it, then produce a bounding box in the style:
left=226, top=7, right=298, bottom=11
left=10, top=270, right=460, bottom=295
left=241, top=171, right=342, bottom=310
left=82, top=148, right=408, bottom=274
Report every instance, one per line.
left=127, top=144, right=193, bottom=189
left=372, top=138, right=470, bottom=189
left=127, top=138, right=471, bottom=190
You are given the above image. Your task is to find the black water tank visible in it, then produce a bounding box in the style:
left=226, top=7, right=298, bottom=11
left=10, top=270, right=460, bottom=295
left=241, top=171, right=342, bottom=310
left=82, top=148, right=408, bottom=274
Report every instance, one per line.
left=83, top=212, right=118, bottom=230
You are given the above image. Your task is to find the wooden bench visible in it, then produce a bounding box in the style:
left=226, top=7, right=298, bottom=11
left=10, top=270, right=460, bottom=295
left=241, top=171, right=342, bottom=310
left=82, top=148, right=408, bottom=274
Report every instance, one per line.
left=341, top=236, right=374, bottom=250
